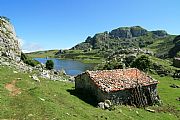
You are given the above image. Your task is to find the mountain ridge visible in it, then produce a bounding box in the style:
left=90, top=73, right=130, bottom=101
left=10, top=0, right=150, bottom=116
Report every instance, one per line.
left=71, top=26, right=170, bottom=51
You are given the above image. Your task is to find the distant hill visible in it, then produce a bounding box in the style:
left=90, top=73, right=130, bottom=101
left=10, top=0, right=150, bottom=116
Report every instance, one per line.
left=71, top=26, right=176, bottom=58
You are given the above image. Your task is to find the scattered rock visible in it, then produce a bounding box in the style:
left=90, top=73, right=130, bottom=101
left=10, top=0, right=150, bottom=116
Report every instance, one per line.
left=40, top=70, right=50, bottom=79
left=66, top=113, right=70, bottom=116
left=69, top=76, right=75, bottom=82
left=146, top=108, right=155, bottom=113
left=32, top=75, right=40, bottom=82
left=98, top=102, right=105, bottom=109
left=136, top=111, right=139, bottom=115
left=39, top=97, right=45, bottom=101
left=98, top=100, right=112, bottom=109
left=176, top=97, right=180, bottom=101
left=104, top=100, right=112, bottom=109
left=13, top=71, right=18, bottom=73
left=104, top=100, right=112, bottom=106
left=17, top=78, right=21, bottom=80
left=170, top=84, right=180, bottom=88
left=104, top=102, right=110, bottom=109
left=28, top=114, right=33, bottom=117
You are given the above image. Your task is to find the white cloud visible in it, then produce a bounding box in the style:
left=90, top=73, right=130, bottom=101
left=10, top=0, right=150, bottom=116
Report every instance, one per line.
left=18, top=38, right=43, bottom=53
left=22, top=43, right=43, bottom=53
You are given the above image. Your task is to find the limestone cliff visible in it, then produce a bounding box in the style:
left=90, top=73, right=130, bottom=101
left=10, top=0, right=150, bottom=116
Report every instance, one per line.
left=0, top=16, right=21, bottom=62
left=151, top=30, right=168, bottom=38
left=109, top=26, right=148, bottom=38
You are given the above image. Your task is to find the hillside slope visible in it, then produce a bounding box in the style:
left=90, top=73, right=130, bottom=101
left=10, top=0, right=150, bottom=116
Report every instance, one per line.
left=70, top=26, right=176, bottom=58
left=0, top=66, right=179, bottom=119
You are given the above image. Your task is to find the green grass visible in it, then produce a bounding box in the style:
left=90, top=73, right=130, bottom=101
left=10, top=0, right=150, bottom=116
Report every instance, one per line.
left=145, top=35, right=176, bottom=57
left=149, top=56, right=180, bottom=71
left=27, top=49, right=103, bottom=64
left=27, top=50, right=59, bottom=58
left=151, top=75, right=180, bottom=110
left=58, top=50, right=103, bottom=64
left=0, top=66, right=179, bottom=119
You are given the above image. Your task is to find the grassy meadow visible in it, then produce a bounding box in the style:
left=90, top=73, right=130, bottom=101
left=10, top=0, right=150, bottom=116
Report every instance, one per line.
left=0, top=66, right=179, bottom=119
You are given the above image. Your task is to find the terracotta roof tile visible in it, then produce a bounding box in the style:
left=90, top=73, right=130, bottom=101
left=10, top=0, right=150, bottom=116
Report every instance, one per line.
left=85, top=68, right=158, bottom=92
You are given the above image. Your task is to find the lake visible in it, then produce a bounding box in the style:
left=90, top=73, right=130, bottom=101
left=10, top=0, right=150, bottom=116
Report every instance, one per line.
left=34, top=58, right=95, bottom=76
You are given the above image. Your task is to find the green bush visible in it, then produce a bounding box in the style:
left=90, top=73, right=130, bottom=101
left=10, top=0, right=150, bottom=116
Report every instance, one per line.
left=131, top=55, right=152, bottom=72
left=46, top=60, right=54, bottom=70
left=21, top=52, right=40, bottom=67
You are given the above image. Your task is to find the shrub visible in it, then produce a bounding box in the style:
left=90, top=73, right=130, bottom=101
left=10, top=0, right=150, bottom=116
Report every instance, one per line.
left=21, top=52, right=40, bottom=67
left=131, top=55, right=151, bottom=72
left=46, top=60, right=54, bottom=70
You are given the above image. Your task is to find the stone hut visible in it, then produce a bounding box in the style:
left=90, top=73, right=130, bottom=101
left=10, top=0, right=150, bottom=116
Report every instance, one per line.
left=75, top=68, right=159, bottom=107
left=173, top=57, right=180, bottom=68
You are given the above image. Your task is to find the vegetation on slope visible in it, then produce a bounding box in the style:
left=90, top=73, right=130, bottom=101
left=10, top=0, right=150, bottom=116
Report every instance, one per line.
left=55, top=49, right=104, bottom=64
left=70, top=26, right=172, bottom=57
left=21, top=52, right=40, bottom=67
left=169, top=35, right=180, bottom=58
left=27, top=50, right=59, bottom=58
left=0, top=66, right=179, bottom=119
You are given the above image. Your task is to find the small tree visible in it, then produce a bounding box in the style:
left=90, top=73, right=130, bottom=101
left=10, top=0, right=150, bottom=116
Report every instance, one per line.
left=46, top=60, right=54, bottom=70
left=131, top=55, right=151, bottom=72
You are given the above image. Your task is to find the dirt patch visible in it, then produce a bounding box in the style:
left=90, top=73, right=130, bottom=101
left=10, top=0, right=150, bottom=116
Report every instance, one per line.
left=5, top=80, right=21, bottom=96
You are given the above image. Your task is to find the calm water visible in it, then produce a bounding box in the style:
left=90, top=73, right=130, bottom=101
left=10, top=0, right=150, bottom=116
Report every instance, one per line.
left=34, top=58, right=94, bottom=76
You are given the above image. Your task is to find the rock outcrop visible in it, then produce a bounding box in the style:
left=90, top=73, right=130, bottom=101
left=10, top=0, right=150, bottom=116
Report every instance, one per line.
left=151, top=30, right=168, bottom=38
left=109, top=26, right=148, bottom=38
left=0, top=16, right=21, bottom=62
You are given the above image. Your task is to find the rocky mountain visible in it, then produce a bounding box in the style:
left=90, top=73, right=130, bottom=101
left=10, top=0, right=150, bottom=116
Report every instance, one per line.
left=71, top=26, right=170, bottom=50
left=71, top=26, right=175, bottom=58
left=0, top=16, right=21, bottom=62
left=109, top=26, right=148, bottom=38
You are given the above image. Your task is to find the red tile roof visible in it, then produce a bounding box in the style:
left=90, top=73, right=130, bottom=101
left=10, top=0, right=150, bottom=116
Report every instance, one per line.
left=85, top=68, right=158, bottom=92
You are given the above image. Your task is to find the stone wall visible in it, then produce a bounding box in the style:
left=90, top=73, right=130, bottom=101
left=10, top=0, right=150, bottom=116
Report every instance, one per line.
left=75, top=73, right=108, bottom=102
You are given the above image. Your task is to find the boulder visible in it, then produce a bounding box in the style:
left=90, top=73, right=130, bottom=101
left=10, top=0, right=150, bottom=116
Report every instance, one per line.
left=32, top=75, right=40, bottom=82
left=98, top=102, right=105, bottom=109
left=170, top=84, right=180, bottom=88
left=104, top=102, right=110, bottom=109
left=98, top=100, right=112, bottom=109
left=40, top=70, right=50, bottom=79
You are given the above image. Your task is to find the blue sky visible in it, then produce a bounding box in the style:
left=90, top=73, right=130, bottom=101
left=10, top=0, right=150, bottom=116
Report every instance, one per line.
left=0, top=0, right=179, bottom=52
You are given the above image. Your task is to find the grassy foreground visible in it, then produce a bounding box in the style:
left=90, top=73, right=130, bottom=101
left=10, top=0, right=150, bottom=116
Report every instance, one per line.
left=0, top=66, right=179, bottom=119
